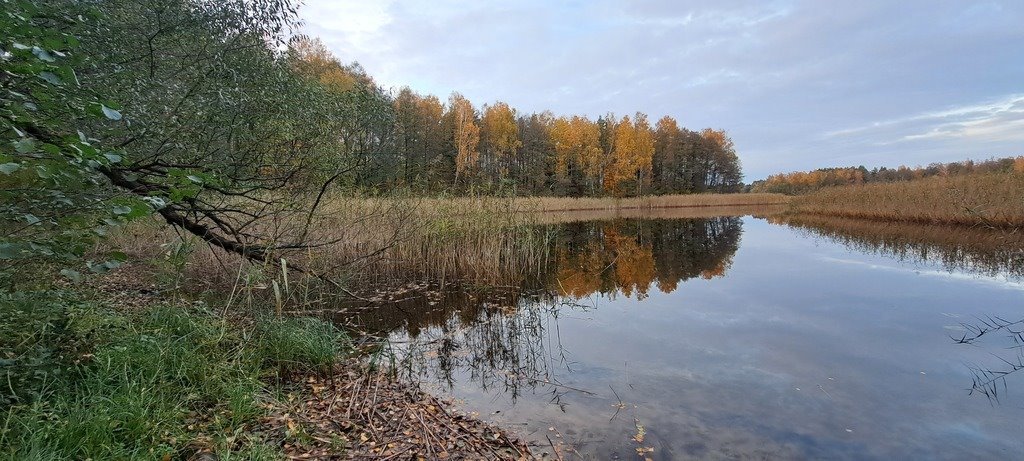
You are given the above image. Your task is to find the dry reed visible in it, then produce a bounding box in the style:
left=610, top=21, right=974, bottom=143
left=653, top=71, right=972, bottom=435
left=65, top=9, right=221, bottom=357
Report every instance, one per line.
left=531, top=203, right=788, bottom=224
left=790, top=173, right=1024, bottom=228
left=106, top=193, right=788, bottom=298
left=519, top=193, right=790, bottom=212
left=107, top=196, right=552, bottom=295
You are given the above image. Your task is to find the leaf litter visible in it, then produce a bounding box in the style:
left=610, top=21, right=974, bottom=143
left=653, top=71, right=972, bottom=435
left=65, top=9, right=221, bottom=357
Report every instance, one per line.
left=261, top=364, right=534, bottom=460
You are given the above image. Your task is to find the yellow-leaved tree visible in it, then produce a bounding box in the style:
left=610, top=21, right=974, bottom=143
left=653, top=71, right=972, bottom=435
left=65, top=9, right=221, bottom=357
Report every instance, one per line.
left=481, top=101, right=521, bottom=181
left=550, top=115, right=603, bottom=192
left=605, top=113, right=654, bottom=195
left=287, top=37, right=371, bottom=93
left=447, top=93, right=480, bottom=185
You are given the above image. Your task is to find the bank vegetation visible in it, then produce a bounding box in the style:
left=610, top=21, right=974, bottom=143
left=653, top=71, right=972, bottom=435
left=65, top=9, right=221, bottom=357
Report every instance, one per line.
left=788, top=172, right=1024, bottom=228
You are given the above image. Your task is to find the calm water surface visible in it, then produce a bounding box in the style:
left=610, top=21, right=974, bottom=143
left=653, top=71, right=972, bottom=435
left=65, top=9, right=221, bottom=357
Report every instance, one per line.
left=351, top=215, right=1024, bottom=460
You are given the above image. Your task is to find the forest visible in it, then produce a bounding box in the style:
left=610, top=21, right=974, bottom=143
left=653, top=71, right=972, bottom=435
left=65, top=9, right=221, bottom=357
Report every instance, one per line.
left=1, top=0, right=744, bottom=272
left=296, top=37, right=744, bottom=197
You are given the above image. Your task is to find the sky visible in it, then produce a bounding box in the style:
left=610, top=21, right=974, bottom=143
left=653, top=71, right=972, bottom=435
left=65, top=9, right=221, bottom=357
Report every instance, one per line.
left=300, top=0, right=1024, bottom=180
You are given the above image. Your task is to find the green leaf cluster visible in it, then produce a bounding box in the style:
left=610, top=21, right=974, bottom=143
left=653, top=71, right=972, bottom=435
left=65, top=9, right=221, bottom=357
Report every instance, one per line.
left=1, top=0, right=147, bottom=275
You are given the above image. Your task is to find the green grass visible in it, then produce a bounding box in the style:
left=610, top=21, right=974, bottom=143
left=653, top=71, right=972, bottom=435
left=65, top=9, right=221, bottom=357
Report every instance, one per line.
left=257, top=316, right=349, bottom=377
left=0, top=289, right=350, bottom=460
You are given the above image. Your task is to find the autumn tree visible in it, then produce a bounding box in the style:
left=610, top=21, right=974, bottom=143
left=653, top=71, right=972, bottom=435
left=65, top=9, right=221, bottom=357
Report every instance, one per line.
left=480, top=101, right=521, bottom=184
left=699, top=128, right=742, bottom=192
left=446, top=93, right=481, bottom=186
left=288, top=35, right=397, bottom=188
left=751, top=156, right=1022, bottom=194
left=288, top=36, right=374, bottom=94
left=394, top=88, right=446, bottom=188
left=605, top=113, right=654, bottom=196
left=517, top=112, right=556, bottom=194
left=394, top=87, right=422, bottom=184
left=414, top=95, right=447, bottom=189
left=653, top=116, right=682, bottom=192
left=550, top=115, right=602, bottom=194
left=597, top=114, right=618, bottom=192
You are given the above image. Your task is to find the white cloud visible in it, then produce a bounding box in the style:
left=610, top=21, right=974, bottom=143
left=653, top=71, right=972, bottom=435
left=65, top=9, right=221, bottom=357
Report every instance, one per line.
left=824, top=94, right=1024, bottom=145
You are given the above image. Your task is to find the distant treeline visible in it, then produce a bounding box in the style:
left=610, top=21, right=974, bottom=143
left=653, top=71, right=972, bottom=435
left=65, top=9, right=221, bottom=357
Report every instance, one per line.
left=751, top=156, right=1024, bottom=195
left=294, top=38, right=743, bottom=196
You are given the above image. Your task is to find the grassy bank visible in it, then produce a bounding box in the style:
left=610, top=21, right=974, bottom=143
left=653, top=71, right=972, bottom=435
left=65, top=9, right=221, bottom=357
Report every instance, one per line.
left=789, top=173, right=1024, bottom=228
left=0, top=284, right=530, bottom=459
left=0, top=289, right=346, bottom=460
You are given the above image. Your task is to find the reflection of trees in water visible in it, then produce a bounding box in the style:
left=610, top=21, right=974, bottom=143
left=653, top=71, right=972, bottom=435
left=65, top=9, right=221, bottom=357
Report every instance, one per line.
left=552, top=217, right=743, bottom=299
left=771, top=214, right=1024, bottom=279
left=344, top=217, right=744, bottom=395
left=335, top=286, right=539, bottom=338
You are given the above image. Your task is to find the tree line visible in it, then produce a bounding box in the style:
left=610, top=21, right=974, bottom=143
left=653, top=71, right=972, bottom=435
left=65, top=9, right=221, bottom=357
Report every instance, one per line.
left=751, top=156, right=1024, bottom=195
left=291, top=38, right=744, bottom=197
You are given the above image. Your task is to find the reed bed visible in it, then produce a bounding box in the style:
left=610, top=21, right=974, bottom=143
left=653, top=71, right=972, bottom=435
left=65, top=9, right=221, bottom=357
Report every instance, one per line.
left=532, top=203, right=788, bottom=224
left=271, top=193, right=788, bottom=286
left=304, top=195, right=550, bottom=288
left=790, top=173, right=1024, bottom=228
left=107, top=193, right=789, bottom=298
left=520, top=193, right=790, bottom=212
left=107, top=195, right=553, bottom=296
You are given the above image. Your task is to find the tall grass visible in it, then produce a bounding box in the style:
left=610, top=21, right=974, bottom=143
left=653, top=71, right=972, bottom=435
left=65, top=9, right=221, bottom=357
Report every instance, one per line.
left=790, top=173, right=1024, bottom=227
left=310, top=195, right=553, bottom=288
left=107, top=195, right=554, bottom=294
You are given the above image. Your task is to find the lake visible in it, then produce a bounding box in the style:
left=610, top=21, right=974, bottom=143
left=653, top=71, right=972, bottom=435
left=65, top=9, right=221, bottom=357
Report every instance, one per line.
left=348, top=211, right=1024, bottom=460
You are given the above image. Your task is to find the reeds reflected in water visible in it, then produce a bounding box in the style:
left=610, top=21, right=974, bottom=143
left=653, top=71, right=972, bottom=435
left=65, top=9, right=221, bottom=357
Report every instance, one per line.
left=770, top=214, right=1024, bottom=279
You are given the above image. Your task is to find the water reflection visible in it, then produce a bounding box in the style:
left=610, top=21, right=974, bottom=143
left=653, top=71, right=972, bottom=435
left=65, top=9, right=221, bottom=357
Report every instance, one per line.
left=771, top=214, right=1024, bottom=408
left=343, top=214, right=1024, bottom=459
left=552, top=217, right=741, bottom=299
left=343, top=217, right=743, bottom=403
left=771, top=214, right=1024, bottom=279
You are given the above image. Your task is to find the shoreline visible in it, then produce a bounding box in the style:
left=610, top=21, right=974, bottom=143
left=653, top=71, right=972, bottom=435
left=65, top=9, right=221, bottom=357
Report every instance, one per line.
left=44, top=265, right=538, bottom=460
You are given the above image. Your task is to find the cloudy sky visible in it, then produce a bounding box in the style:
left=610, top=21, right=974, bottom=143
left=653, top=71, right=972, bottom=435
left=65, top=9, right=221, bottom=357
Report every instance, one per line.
left=300, top=1, right=1024, bottom=179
